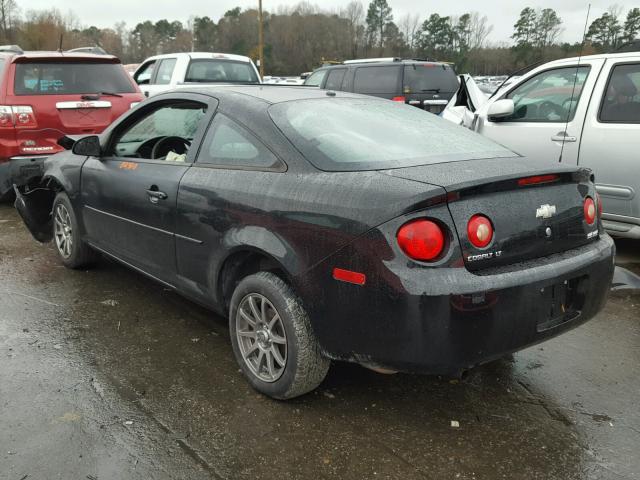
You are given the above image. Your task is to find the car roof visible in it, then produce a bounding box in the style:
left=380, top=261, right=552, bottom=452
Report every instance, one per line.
left=318, top=60, right=452, bottom=70
left=7, top=52, right=121, bottom=63
left=142, top=52, right=253, bottom=63
left=165, top=85, right=367, bottom=104
left=544, top=51, right=640, bottom=66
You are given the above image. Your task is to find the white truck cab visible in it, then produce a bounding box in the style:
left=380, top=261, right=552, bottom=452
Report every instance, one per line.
left=445, top=52, right=640, bottom=239
left=133, top=52, right=261, bottom=98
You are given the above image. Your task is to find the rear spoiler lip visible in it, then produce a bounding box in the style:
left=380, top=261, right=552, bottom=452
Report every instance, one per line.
left=380, top=161, right=593, bottom=201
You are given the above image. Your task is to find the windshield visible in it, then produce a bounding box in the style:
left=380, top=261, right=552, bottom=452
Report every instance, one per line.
left=269, top=98, right=514, bottom=171
left=184, top=59, right=259, bottom=84
left=14, top=62, right=136, bottom=95
left=403, top=64, right=458, bottom=93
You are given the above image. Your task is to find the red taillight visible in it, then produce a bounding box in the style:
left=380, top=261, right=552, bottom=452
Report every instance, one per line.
left=584, top=197, right=596, bottom=225
left=596, top=193, right=603, bottom=219
left=397, top=219, right=445, bottom=261
left=392, top=96, right=406, bottom=103
left=332, top=268, right=366, bottom=286
left=0, top=105, right=37, bottom=127
left=467, top=215, right=493, bottom=248
left=517, top=174, right=559, bottom=186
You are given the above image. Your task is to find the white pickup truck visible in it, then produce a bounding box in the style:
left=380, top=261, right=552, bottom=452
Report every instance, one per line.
left=444, top=51, right=640, bottom=239
left=133, top=52, right=261, bottom=98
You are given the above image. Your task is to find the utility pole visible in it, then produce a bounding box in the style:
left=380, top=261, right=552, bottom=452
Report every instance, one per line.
left=258, top=0, right=264, bottom=77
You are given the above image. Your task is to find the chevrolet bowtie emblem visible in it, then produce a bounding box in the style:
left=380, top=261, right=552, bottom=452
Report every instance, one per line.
left=536, top=204, right=557, bottom=219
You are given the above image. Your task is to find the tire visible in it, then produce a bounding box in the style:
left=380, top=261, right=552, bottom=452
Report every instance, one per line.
left=229, top=272, right=330, bottom=400
left=52, top=192, right=98, bottom=269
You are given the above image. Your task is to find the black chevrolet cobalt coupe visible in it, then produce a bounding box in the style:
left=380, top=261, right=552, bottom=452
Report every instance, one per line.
left=15, top=86, right=614, bottom=399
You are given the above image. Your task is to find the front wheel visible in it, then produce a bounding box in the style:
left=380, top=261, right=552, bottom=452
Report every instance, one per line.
left=52, top=193, right=98, bottom=269
left=229, top=272, right=330, bottom=399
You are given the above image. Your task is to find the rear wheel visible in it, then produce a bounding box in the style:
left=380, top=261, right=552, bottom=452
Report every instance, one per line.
left=52, top=193, right=98, bottom=269
left=229, top=272, right=330, bottom=399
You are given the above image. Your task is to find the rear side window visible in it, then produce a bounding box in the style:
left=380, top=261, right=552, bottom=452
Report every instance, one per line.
left=198, top=114, right=280, bottom=169
left=403, top=64, right=458, bottom=94
left=155, top=58, right=176, bottom=85
left=304, top=69, right=327, bottom=87
left=353, top=66, right=401, bottom=95
left=325, top=68, right=346, bottom=91
left=134, top=60, right=156, bottom=85
left=14, top=62, right=136, bottom=95
left=599, top=63, right=640, bottom=123
left=185, top=59, right=259, bottom=83
left=269, top=98, right=513, bottom=171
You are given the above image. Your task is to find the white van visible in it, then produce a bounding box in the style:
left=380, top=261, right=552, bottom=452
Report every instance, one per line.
left=133, top=52, right=261, bottom=97
left=444, top=51, right=640, bottom=239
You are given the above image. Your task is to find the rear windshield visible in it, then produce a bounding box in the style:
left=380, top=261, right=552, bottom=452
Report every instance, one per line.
left=14, top=62, right=136, bottom=95
left=184, top=59, right=259, bottom=84
left=403, top=64, right=458, bottom=94
left=269, top=98, right=514, bottom=171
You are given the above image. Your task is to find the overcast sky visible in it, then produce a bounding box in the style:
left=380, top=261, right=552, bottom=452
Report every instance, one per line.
left=17, top=1, right=638, bottom=45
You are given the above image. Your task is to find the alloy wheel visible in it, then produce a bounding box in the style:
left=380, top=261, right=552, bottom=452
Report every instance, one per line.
left=236, top=293, right=287, bottom=382
left=53, top=203, right=73, bottom=258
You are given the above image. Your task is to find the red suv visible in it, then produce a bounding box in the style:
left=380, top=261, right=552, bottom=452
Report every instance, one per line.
left=0, top=46, right=144, bottom=200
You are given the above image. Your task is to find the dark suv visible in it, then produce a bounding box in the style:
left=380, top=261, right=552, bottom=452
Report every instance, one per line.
left=304, top=58, right=458, bottom=114
left=0, top=45, right=143, bottom=200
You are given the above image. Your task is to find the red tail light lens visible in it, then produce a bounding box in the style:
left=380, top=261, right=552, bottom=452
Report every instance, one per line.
left=467, top=215, right=493, bottom=248
left=584, top=197, right=596, bottom=225
left=397, top=219, right=445, bottom=261
left=392, top=96, right=406, bottom=103
left=596, top=193, right=603, bottom=219
left=0, top=105, right=37, bottom=127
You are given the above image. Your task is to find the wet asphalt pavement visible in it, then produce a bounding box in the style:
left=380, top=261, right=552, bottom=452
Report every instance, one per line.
left=1, top=203, right=639, bottom=480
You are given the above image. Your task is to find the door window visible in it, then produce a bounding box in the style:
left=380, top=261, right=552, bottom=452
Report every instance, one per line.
left=504, top=66, right=590, bottom=122
left=353, top=66, right=401, bottom=95
left=599, top=63, right=640, bottom=123
left=154, top=58, right=177, bottom=85
left=197, top=114, right=280, bottom=169
left=325, top=69, right=347, bottom=91
left=113, top=101, right=207, bottom=161
left=304, top=69, right=327, bottom=87
left=134, top=61, right=156, bottom=85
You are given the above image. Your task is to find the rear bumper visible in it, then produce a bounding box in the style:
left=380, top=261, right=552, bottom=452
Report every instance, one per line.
left=0, top=155, right=48, bottom=196
left=301, top=234, right=615, bottom=374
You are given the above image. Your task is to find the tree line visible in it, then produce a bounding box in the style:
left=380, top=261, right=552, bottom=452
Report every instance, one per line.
left=1, top=0, right=639, bottom=76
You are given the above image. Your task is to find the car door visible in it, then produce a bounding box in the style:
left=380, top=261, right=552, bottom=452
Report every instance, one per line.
left=579, top=59, right=640, bottom=232
left=134, top=58, right=177, bottom=98
left=80, top=94, right=215, bottom=283
left=477, top=60, right=603, bottom=164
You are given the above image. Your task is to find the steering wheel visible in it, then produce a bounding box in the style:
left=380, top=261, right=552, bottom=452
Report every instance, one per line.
left=150, top=136, right=191, bottom=160
left=537, top=101, right=565, bottom=120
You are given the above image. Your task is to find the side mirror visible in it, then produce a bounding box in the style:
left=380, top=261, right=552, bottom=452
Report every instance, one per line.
left=487, top=99, right=515, bottom=121
left=72, top=135, right=101, bottom=157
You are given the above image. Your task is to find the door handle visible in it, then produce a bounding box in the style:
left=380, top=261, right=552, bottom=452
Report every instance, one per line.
left=146, top=188, right=168, bottom=204
left=551, top=132, right=577, bottom=142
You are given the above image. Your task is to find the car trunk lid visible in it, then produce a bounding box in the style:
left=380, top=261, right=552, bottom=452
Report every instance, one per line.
left=381, top=157, right=600, bottom=271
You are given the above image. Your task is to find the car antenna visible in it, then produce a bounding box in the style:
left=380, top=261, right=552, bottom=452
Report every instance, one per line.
left=559, top=4, right=591, bottom=163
